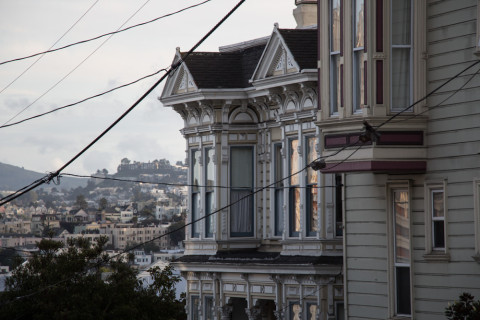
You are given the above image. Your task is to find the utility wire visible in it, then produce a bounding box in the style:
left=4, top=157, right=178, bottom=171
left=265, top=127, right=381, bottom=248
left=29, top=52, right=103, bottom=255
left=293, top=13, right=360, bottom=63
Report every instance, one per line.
left=59, top=172, right=338, bottom=190
left=0, top=0, right=246, bottom=205
left=1, top=0, right=152, bottom=127
left=0, top=0, right=212, bottom=67
left=0, top=68, right=167, bottom=129
left=0, top=0, right=100, bottom=96
left=375, top=59, right=480, bottom=130
left=388, top=65, right=480, bottom=125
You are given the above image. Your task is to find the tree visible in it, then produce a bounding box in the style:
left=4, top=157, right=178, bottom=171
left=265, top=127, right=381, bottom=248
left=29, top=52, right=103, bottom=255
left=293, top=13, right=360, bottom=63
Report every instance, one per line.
left=168, top=220, right=185, bottom=247
left=0, top=237, right=186, bottom=320
left=75, top=194, right=88, bottom=210
left=445, top=292, right=480, bottom=320
left=98, top=197, right=108, bottom=211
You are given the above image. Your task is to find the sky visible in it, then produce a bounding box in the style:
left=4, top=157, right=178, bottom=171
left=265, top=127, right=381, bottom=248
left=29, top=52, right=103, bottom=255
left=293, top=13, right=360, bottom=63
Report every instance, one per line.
left=0, top=0, right=297, bottom=177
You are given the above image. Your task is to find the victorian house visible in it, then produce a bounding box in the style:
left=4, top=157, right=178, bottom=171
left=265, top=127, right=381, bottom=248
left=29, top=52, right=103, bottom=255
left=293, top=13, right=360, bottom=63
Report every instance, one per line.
left=160, top=2, right=344, bottom=319
left=317, top=0, right=480, bottom=319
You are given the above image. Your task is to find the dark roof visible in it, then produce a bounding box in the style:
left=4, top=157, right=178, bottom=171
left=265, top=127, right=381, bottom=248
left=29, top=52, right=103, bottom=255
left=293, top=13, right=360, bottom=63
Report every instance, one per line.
left=180, top=28, right=318, bottom=90
left=181, top=44, right=265, bottom=89
left=173, top=250, right=342, bottom=266
left=278, top=28, right=318, bottom=70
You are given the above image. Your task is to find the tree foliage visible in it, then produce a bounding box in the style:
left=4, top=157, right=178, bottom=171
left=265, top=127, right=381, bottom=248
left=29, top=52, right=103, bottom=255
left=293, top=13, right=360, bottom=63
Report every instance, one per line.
left=0, top=237, right=186, bottom=320
left=445, top=292, right=480, bottom=320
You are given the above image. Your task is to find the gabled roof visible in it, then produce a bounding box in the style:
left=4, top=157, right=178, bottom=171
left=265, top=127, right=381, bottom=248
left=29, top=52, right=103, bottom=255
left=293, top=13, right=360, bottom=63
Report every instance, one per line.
left=180, top=44, right=265, bottom=89
left=160, top=26, right=317, bottom=100
left=278, top=28, right=317, bottom=70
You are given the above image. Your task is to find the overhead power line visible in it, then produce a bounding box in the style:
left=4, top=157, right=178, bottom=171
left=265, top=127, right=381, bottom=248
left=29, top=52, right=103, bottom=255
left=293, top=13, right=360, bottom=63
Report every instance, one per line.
left=2, top=0, right=151, bottom=127
left=0, top=0, right=247, bottom=206
left=0, top=68, right=167, bottom=129
left=375, top=59, right=480, bottom=130
left=0, top=0, right=212, bottom=67
left=0, top=0, right=100, bottom=96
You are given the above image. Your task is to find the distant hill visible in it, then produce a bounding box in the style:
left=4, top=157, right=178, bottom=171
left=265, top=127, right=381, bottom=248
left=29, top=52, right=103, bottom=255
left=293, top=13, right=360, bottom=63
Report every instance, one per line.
left=0, top=162, right=87, bottom=191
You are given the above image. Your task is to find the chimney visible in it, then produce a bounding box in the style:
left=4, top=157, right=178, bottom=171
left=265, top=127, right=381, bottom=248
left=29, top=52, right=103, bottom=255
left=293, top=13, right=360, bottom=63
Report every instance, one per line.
left=293, top=0, right=318, bottom=29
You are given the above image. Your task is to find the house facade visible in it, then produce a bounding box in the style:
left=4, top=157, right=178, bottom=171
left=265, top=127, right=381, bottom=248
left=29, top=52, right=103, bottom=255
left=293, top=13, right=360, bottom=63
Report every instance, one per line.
left=162, top=0, right=480, bottom=319
left=160, top=2, right=346, bottom=319
left=316, top=0, right=480, bottom=319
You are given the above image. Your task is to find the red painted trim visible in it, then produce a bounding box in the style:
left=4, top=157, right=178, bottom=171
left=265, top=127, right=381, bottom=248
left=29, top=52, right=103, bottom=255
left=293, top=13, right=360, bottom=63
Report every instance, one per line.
left=363, top=60, right=368, bottom=105
left=376, top=0, right=383, bottom=52
left=324, top=131, right=423, bottom=149
left=321, top=160, right=427, bottom=173
left=340, top=0, right=344, bottom=56
left=376, top=60, right=383, bottom=104
left=376, top=131, right=424, bottom=145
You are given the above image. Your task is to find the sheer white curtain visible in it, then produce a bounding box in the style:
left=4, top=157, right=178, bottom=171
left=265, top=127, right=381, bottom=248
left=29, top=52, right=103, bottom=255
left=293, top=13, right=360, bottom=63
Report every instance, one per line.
left=230, top=190, right=252, bottom=234
left=391, top=0, right=412, bottom=111
left=230, top=147, right=253, bottom=236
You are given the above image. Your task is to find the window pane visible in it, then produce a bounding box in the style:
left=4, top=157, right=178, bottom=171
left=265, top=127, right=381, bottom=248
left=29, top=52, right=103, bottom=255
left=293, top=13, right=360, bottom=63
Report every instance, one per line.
left=191, top=193, right=200, bottom=238
left=231, top=147, right=253, bottom=188
left=432, top=191, right=444, bottom=218
left=396, top=266, right=411, bottom=315
left=307, top=185, right=318, bottom=235
left=191, top=296, right=200, bottom=320
left=306, top=137, right=318, bottom=184
left=206, top=148, right=215, bottom=189
left=394, top=190, right=410, bottom=264
left=391, top=48, right=411, bottom=111
left=353, top=50, right=365, bottom=112
left=307, top=303, right=318, bottom=320
left=275, top=144, right=284, bottom=187
left=290, top=303, right=302, bottom=320
left=433, top=220, right=445, bottom=249
left=354, top=0, right=364, bottom=48
left=290, top=139, right=299, bottom=185
left=205, top=192, right=214, bottom=238
left=331, top=0, right=341, bottom=52
left=275, top=189, right=284, bottom=236
left=290, top=187, right=301, bottom=236
left=230, top=190, right=253, bottom=236
left=192, top=150, right=201, bottom=192
left=391, top=0, right=411, bottom=45
left=204, top=296, right=213, bottom=320
left=330, top=54, right=341, bottom=114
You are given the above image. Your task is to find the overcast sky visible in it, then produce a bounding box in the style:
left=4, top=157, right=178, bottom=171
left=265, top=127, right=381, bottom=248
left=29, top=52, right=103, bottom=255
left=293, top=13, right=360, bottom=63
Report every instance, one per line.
left=0, top=0, right=297, bottom=177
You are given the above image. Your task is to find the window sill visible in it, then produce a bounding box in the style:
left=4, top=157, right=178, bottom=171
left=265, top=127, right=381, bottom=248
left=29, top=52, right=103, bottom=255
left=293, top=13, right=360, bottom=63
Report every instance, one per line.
left=423, top=251, right=450, bottom=262
left=472, top=254, right=480, bottom=264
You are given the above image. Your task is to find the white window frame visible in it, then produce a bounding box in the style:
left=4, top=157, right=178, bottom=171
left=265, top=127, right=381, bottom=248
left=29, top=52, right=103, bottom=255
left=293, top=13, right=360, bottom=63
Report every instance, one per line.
left=390, top=0, right=413, bottom=113
left=352, top=0, right=365, bottom=113
left=204, top=147, right=215, bottom=238
left=330, top=0, right=341, bottom=115
left=387, top=182, right=413, bottom=318
left=190, top=148, right=201, bottom=239
left=424, top=180, right=449, bottom=261
left=229, top=146, right=255, bottom=238
left=272, top=143, right=285, bottom=238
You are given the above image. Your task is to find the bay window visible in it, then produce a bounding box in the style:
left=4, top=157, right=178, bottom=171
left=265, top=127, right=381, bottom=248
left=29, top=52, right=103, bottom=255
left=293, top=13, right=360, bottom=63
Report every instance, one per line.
left=230, top=147, right=254, bottom=237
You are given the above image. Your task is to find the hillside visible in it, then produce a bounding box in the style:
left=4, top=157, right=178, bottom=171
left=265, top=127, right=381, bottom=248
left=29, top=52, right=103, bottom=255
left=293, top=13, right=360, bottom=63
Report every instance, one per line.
left=0, top=162, right=87, bottom=191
